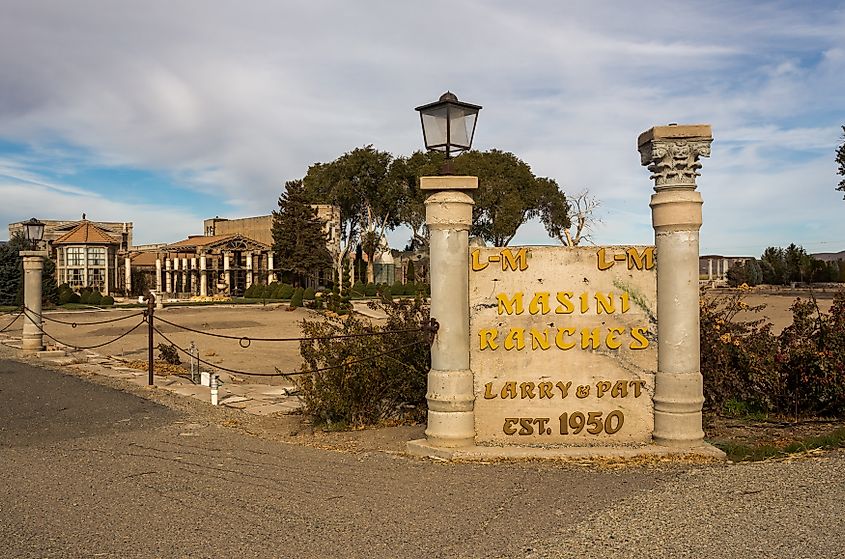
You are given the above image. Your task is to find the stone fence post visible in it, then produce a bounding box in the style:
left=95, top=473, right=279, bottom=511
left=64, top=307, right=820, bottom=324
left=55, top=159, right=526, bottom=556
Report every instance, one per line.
left=638, top=124, right=713, bottom=447
left=20, top=250, right=48, bottom=354
left=412, top=176, right=477, bottom=449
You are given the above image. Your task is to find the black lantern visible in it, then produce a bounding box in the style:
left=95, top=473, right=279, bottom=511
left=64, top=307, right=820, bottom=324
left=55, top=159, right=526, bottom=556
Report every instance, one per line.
left=22, top=218, right=45, bottom=248
left=415, top=92, right=481, bottom=158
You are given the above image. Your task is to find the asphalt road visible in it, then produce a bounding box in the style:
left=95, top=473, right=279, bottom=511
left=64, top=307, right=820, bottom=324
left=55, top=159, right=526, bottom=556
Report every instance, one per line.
left=1, top=359, right=843, bottom=558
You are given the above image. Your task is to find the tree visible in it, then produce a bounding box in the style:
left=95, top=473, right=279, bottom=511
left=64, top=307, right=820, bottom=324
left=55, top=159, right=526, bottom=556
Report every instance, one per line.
left=836, top=125, right=845, bottom=199
left=271, top=180, right=333, bottom=287
left=760, top=246, right=787, bottom=285
left=543, top=189, right=599, bottom=246
left=0, top=233, right=58, bottom=306
left=304, top=146, right=405, bottom=283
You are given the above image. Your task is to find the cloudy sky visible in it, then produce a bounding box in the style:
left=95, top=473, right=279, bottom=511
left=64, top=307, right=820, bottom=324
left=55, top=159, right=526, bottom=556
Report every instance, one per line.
left=2, top=0, right=844, bottom=256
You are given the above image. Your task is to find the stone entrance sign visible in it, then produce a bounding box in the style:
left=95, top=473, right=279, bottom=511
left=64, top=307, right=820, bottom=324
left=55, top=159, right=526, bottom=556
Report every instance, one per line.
left=407, top=123, right=724, bottom=461
left=470, top=246, right=656, bottom=445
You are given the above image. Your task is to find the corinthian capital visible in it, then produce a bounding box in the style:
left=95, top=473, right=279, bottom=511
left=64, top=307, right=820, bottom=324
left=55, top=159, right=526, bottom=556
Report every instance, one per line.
left=638, top=124, right=713, bottom=189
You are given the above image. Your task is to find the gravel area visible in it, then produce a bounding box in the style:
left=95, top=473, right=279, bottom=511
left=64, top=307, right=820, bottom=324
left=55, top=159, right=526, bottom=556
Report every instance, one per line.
left=525, top=451, right=845, bottom=559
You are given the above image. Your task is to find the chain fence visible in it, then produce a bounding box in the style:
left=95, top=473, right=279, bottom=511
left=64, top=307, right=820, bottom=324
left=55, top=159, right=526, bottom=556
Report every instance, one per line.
left=17, top=299, right=436, bottom=388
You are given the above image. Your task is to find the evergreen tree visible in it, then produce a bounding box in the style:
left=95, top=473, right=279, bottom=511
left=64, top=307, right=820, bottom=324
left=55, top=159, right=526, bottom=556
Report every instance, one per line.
left=271, top=180, right=333, bottom=287
left=0, top=233, right=58, bottom=306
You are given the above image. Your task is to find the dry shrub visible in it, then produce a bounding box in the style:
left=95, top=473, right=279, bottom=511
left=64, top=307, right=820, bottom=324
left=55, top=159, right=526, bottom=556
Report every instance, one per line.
left=295, top=297, right=430, bottom=428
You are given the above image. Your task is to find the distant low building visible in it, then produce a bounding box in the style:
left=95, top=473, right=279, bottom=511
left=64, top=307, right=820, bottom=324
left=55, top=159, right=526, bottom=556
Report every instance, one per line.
left=699, top=255, right=753, bottom=282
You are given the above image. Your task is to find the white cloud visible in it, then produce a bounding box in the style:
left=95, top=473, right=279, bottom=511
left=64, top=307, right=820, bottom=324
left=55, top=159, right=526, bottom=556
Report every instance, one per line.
left=0, top=1, right=844, bottom=252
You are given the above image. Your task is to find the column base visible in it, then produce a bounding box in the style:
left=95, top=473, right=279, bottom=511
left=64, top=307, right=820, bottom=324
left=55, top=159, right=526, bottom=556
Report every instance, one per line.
left=406, top=439, right=725, bottom=463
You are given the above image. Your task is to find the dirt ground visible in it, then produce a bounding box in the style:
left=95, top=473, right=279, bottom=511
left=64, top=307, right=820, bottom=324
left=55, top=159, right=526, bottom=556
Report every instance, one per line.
left=704, top=286, right=840, bottom=333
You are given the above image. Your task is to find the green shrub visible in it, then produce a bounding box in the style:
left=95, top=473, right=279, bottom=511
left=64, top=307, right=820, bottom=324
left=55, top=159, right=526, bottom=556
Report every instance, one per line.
left=416, top=282, right=430, bottom=297
left=303, top=287, right=316, bottom=300
left=351, top=280, right=366, bottom=298
left=403, top=282, right=418, bottom=297
left=80, top=290, right=103, bottom=305
left=364, top=282, right=377, bottom=297
left=381, top=286, right=393, bottom=302
left=59, top=287, right=77, bottom=305
left=406, top=260, right=415, bottom=283
left=296, top=297, right=430, bottom=426
left=244, top=284, right=258, bottom=298
left=279, top=283, right=294, bottom=299
left=391, top=281, right=404, bottom=298
left=101, top=295, right=115, bottom=306
left=290, top=287, right=304, bottom=309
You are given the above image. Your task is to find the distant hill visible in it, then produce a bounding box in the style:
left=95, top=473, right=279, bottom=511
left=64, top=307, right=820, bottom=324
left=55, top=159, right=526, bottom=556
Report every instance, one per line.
left=812, top=250, right=845, bottom=262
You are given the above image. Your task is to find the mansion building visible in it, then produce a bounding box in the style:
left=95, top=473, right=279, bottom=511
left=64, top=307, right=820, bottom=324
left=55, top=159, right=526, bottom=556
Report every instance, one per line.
left=8, top=208, right=340, bottom=298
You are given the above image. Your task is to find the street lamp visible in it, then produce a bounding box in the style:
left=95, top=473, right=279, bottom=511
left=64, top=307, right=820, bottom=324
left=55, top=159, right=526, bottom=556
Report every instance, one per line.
left=415, top=92, right=482, bottom=158
left=22, top=217, right=45, bottom=250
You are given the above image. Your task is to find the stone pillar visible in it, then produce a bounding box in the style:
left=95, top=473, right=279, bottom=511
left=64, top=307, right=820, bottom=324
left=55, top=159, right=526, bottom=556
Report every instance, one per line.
left=707, top=258, right=713, bottom=280
left=199, top=253, right=208, bottom=297
left=125, top=256, right=132, bottom=295
left=20, top=250, right=47, bottom=354
left=268, top=252, right=276, bottom=283
left=181, top=257, right=188, bottom=293
left=246, top=252, right=254, bottom=289
left=155, top=256, right=163, bottom=294
left=190, top=257, right=197, bottom=294
left=415, top=176, right=477, bottom=448
left=165, top=258, right=172, bottom=294
left=223, top=252, right=231, bottom=292
left=722, top=258, right=729, bottom=280
left=639, top=124, right=712, bottom=448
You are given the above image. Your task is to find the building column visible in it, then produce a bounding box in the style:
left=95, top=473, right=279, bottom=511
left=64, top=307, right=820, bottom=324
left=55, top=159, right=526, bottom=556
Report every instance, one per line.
left=707, top=258, right=713, bottom=280
left=268, top=252, right=276, bottom=283
left=190, top=257, right=197, bottom=294
left=21, top=250, right=48, bottom=354
left=223, top=252, right=231, bottom=293
left=165, top=257, right=172, bottom=294
left=639, top=123, right=713, bottom=448
left=181, top=257, right=188, bottom=293
left=155, top=256, right=163, bottom=293
left=246, top=252, right=254, bottom=289
left=125, top=256, right=132, bottom=295
left=722, top=258, right=729, bottom=280
left=104, top=250, right=110, bottom=296
left=413, top=176, right=477, bottom=449
left=199, top=253, right=208, bottom=297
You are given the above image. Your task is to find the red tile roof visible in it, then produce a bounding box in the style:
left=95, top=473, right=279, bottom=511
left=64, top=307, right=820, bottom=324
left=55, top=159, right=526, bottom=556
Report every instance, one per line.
left=52, top=221, right=118, bottom=245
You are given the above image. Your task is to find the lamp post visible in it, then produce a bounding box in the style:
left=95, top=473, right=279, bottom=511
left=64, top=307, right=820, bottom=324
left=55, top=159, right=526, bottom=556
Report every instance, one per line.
left=415, top=91, right=482, bottom=159
left=409, top=92, right=482, bottom=454
left=20, top=218, right=47, bottom=354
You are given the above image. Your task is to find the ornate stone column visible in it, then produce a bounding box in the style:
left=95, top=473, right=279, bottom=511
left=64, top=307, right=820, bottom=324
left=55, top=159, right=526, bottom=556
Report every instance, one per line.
left=638, top=124, right=712, bottom=448
left=20, top=250, right=47, bottom=354
left=199, top=253, right=208, bottom=297
left=155, top=256, right=163, bottom=294
left=223, top=252, right=231, bottom=293
left=708, top=258, right=713, bottom=280
left=412, top=176, right=477, bottom=449
left=164, top=257, right=172, bottom=294
left=246, top=252, right=254, bottom=289
left=125, top=256, right=132, bottom=295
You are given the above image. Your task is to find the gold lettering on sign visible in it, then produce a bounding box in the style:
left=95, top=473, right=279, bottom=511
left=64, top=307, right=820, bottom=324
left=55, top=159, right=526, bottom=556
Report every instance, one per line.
left=596, top=247, right=655, bottom=271
left=471, top=248, right=530, bottom=272
left=484, top=379, right=645, bottom=400
left=479, top=326, right=652, bottom=351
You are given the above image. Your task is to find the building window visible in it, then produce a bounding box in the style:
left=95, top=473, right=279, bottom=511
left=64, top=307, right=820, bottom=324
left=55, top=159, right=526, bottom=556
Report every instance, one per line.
left=68, top=268, right=84, bottom=289
left=88, top=247, right=106, bottom=267
left=67, top=247, right=85, bottom=267
left=89, top=268, right=104, bottom=289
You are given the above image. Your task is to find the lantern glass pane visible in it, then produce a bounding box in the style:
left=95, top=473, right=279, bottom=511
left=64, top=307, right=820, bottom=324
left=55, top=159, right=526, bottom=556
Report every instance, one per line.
left=421, top=105, right=448, bottom=150
left=448, top=105, right=477, bottom=150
